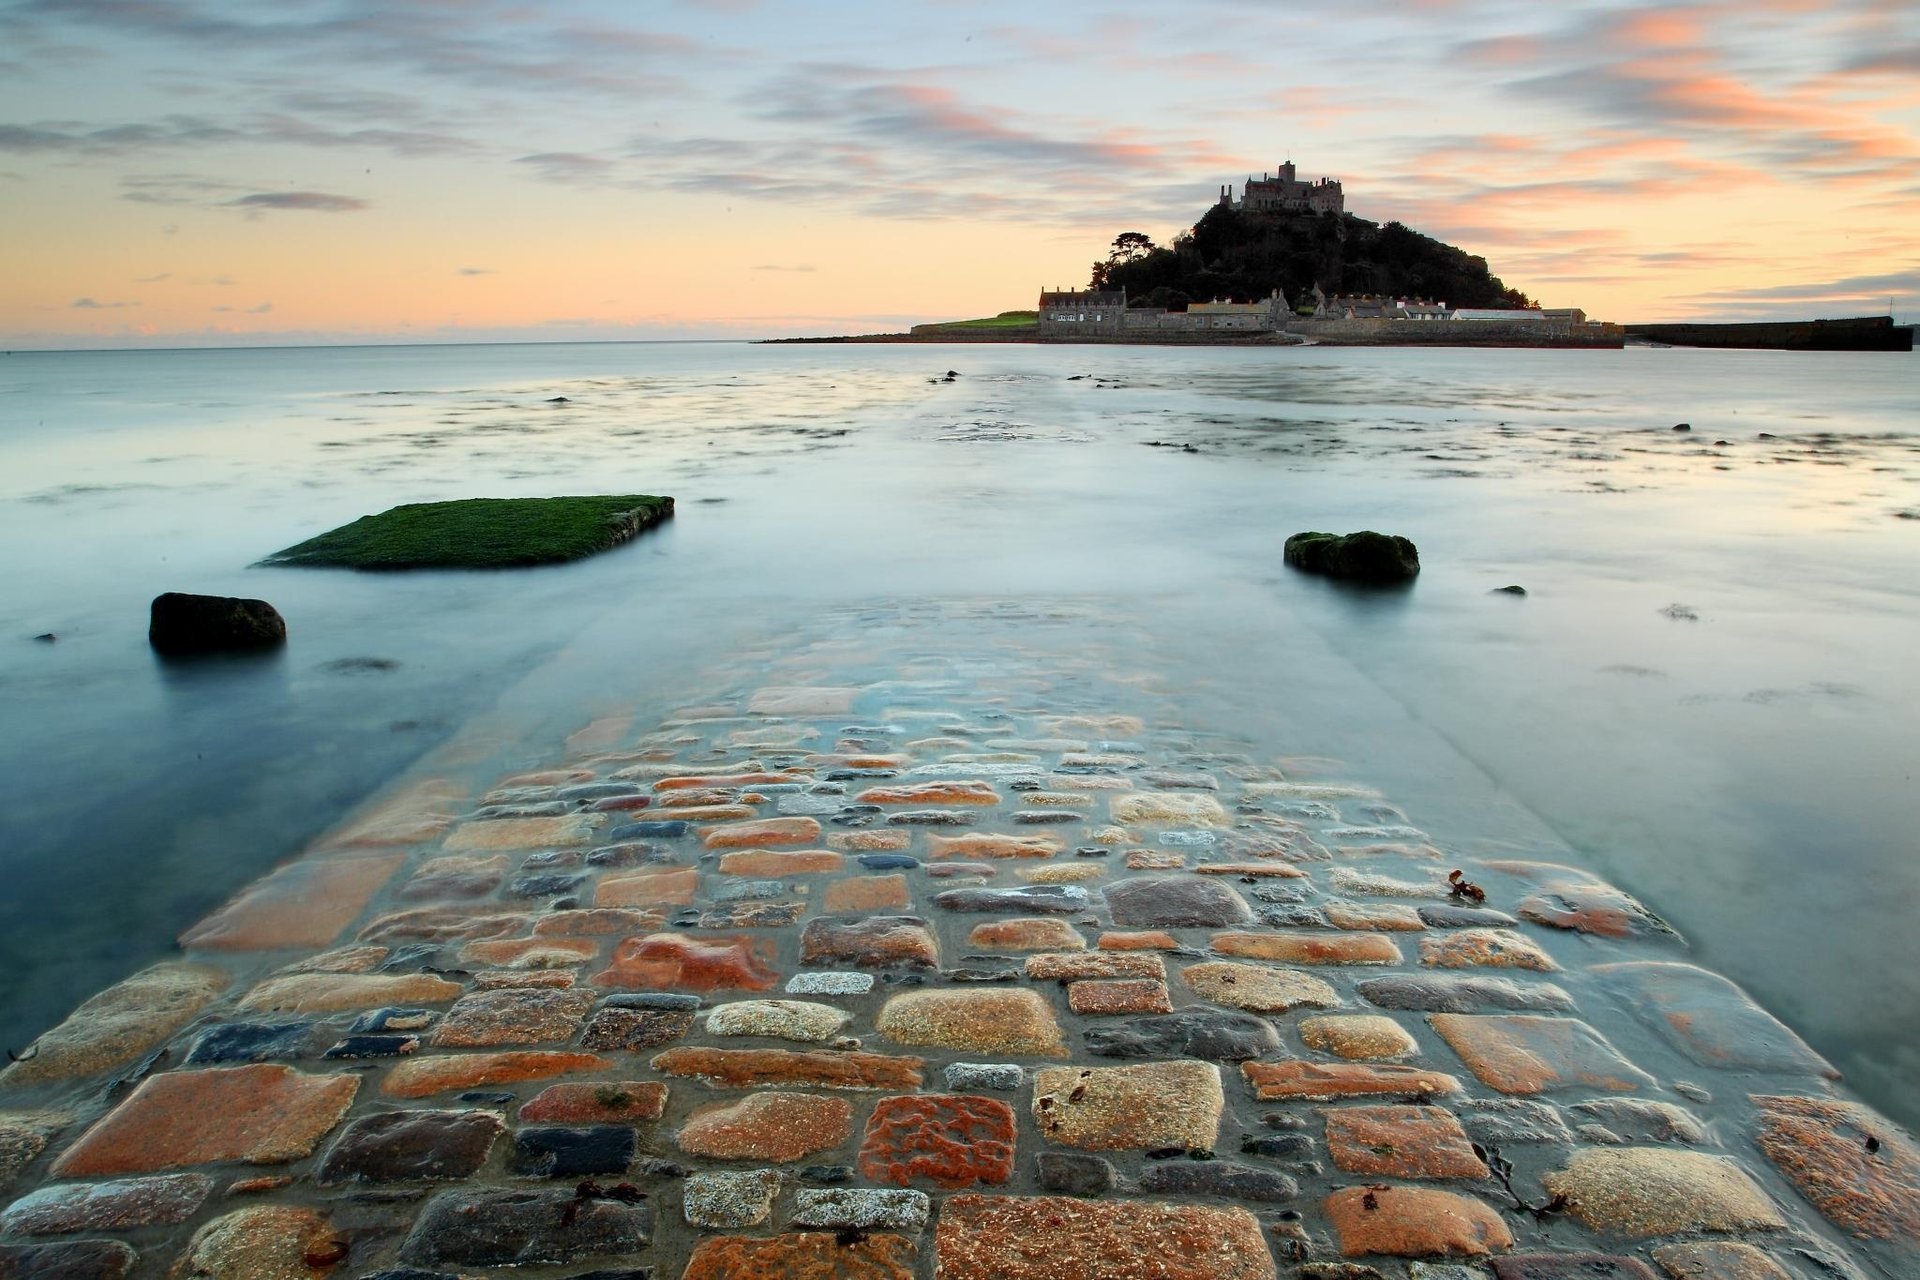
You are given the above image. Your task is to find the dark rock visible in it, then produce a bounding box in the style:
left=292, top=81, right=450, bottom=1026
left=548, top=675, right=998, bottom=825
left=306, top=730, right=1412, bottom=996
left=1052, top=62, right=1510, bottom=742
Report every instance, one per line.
left=684, top=902, right=803, bottom=928
left=510, top=1126, right=636, bottom=1177
left=1012, top=812, right=1083, bottom=825
left=1258, top=905, right=1327, bottom=929
left=0, top=1173, right=214, bottom=1235
left=585, top=843, right=671, bottom=868
left=400, top=1187, right=650, bottom=1268
left=1083, top=1009, right=1280, bottom=1061
left=459, top=1091, right=518, bottom=1105
left=323, top=1035, right=420, bottom=1059
left=710, top=878, right=790, bottom=903
left=1417, top=904, right=1520, bottom=929
left=148, top=592, right=286, bottom=656
left=1355, top=974, right=1575, bottom=1013
left=580, top=1007, right=694, bottom=1051
left=885, top=809, right=973, bottom=826
left=508, top=874, right=587, bottom=899
left=1671, top=423, right=1691, bottom=431
left=566, top=1271, right=652, bottom=1280
left=361, top=1272, right=459, bottom=1280
left=522, top=850, right=582, bottom=869
left=1456, top=1098, right=1576, bottom=1145
left=1283, top=531, right=1420, bottom=584
left=857, top=854, right=920, bottom=870
left=1493, top=585, right=1528, bottom=596
left=31, top=634, right=56, bottom=644
left=800, top=1165, right=855, bottom=1184
left=1036, top=1152, right=1116, bottom=1197
left=316, top=1110, right=505, bottom=1184
left=378, top=945, right=443, bottom=972
left=1241, top=1134, right=1314, bottom=1159
left=0, top=1240, right=138, bottom=1280
left=606, top=821, right=687, bottom=841
left=183, top=1021, right=311, bottom=1065
left=1492, top=1256, right=1659, bottom=1280
left=932, top=885, right=1089, bottom=914
left=354, top=1008, right=436, bottom=1033
left=1104, top=876, right=1253, bottom=928
left=602, top=993, right=702, bottom=1011
left=799, top=915, right=939, bottom=968
left=1138, top=1160, right=1297, bottom=1203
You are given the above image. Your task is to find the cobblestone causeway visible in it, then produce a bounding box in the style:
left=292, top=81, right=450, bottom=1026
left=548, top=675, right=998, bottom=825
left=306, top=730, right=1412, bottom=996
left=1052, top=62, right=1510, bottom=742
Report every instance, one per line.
left=1, top=601, right=1912, bottom=1278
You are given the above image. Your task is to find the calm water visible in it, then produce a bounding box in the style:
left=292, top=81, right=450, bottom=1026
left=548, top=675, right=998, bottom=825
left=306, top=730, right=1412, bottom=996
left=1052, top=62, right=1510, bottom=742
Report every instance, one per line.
left=2, top=340, right=1917, bottom=1124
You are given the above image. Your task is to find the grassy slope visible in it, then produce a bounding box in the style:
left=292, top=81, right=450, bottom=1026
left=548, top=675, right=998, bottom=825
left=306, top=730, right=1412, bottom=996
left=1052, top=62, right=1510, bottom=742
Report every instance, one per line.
left=929, top=311, right=1040, bottom=329
left=266, top=495, right=674, bottom=570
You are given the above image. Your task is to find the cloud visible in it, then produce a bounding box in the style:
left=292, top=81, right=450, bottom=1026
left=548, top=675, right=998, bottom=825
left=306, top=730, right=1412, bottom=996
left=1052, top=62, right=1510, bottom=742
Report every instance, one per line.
left=134, top=272, right=170, bottom=282
left=71, top=297, right=134, bottom=308
left=1691, top=267, right=1920, bottom=304
left=752, top=264, right=815, bottom=272
left=226, top=191, right=366, bottom=213
left=513, top=151, right=615, bottom=184
left=457, top=266, right=493, bottom=276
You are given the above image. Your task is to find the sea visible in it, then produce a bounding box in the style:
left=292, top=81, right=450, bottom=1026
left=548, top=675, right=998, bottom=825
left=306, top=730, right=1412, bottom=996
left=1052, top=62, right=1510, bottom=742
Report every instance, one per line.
left=1, top=339, right=1916, bottom=1125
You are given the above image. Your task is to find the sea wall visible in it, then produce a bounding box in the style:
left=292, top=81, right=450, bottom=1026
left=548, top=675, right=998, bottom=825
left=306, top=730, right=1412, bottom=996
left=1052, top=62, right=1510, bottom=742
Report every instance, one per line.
left=1288, top=319, right=1626, bottom=348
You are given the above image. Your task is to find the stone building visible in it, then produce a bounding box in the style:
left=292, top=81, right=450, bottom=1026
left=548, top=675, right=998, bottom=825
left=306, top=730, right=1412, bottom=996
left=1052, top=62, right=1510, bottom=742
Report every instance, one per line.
left=1038, top=289, right=1127, bottom=336
left=1219, top=161, right=1344, bottom=215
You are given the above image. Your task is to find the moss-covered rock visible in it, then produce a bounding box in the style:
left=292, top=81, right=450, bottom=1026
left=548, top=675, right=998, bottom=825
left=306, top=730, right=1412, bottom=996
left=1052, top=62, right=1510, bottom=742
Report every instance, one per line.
left=1284, top=530, right=1419, bottom=583
left=265, top=495, right=673, bottom=570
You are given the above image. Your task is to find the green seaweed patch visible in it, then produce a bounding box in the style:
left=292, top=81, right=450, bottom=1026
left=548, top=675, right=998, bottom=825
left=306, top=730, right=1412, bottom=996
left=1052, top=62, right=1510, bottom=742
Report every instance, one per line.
left=265, top=494, right=674, bottom=570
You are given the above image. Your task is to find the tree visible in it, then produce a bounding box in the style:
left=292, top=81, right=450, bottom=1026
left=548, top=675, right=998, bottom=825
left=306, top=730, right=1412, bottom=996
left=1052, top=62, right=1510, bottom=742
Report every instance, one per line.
left=1107, top=231, right=1157, bottom=266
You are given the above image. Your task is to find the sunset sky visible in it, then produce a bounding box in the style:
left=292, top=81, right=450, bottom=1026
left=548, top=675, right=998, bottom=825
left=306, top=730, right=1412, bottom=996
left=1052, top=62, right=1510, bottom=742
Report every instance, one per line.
left=3, top=0, right=1916, bottom=347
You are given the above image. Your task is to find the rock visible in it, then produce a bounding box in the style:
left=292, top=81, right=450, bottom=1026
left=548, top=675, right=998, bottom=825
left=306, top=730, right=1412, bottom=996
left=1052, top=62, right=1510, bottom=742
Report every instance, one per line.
left=0, top=1240, right=137, bottom=1280
left=148, top=592, right=285, bottom=656
left=1323, top=1104, right=1489, bottom=1178
left=681, top=1232, right=916, bottom=1280
left=934, top=1195, right=1275, bottom=1280
left=716, top=849, right=843, bottom=875
left=1068, top=979, right=1174, bottom=1015
left=1417, top=904, right=1520, bottom=929
left=1138, top=1159, right=1297, bottom=1202
left=1750, top=1093, right=1920, bottom=1240
left=1027, top=951, right=1165, bottom=982
left=0, top=963, right=230, bottom=1087
left=519, top=1081, right=668, bottom=1124
left=968, top=918, right=1087, bottom=951
left=651, top=1047, right=923, bottom=1091
left=1455, top=1097, right=1576, bottom=1145
left=400, top=1187, right=650, bottom=1268
left=1542, top=1148, right=1786, bottom=1238
left=1111, top=793, right=1231, bottom=826
left=182, top=854, right=406, bottom=952
left=1299, top=1015, right=1419, bottom=1060
left=748, top=685, right=861, bottom=715
left=1429, top=1014, right=1655, bottom=1094
left=785, top=971, right=875, bottom=996
left=239, top=973, right=462, bottom=1015
left=1211, top=930, right=1402, bottom=965
left=595, top=867, right=699, bottom=906
left=1356, top=974, right=1575, bottom=1013
left=800, top=916, right=939, bottom=969
left=876, top=988, right=1066, bottom=1056
left=1242, top=1060, right=1462, bottom=1102
left=1568, top=1099, right=1705, bottom=1144
left=1182, top=961, right=1339, bottom=1013
left=823, top=874, right=911, bottom=912
left=441, top=814, right=599, bottom=851
left=790, top=1186, right=930, bottom=1231
left=1105, top=877, right=1253, bottom=928
left=1518, top=883, right=1677, bottom=941
left=580, top=1003, right=696, bottom=1051
left=1284, top=530, right=1421, bottom=584
left=1649, top=1241, right=1795, bottom=1280
left=1493, top=585, right=1528, bottom=596
left=1031, top=1060, right=1223, bottom=1152
left=858, top=782, right=1000, bottom=805
left=183, top=1021, right=313, bottom=1065
left=380, top=1050, right=609, bottom=1098
left=428, top=987, right=594, bottom=1046
left=1083, top=1008, right=1281, bottom=1061
left=1420, top=929, right=1558, bottom=971
left=1322, top=902, right=1425, bottom=931
left=677, top=1092, right=853, bottom=1162
left=706, top=999, right=850, bottom=1042
left=591, top=933, right=778, bottom=992
left=1036, top=1151, right=1117, bottom=1196
left=511, top=1125, right=637, bottom=1176
left=683, top=1168, right=781, bottom=1229
left=944, top=1062, right=1023, bottom=1091
left=701, top=816, right=821, bottom=848
left=51, top=1065, right=358, bottom=1177
left=314, top=1109, right=504, bottom=1184
left=858, top=1093, right=1017, bottom=1189
left=1491, top=1256, right=1660, bottom=1279
left=1324, top=1185, right=1510, bottom=1257
left=167, top=1206, right=343, bottom=1280
left=933, top=885, right=1089, bottom=914
left=928, top=833, right=1063, bottom=859
left=0, top=1173, right=214, bottom=1235
left=1595, top=962, right=1836, bottom=1076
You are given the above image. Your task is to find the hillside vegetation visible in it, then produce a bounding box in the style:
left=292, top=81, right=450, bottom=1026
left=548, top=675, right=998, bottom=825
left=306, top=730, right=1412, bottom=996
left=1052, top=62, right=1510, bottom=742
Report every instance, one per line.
left=1096, top=204, right=1534, bottom=312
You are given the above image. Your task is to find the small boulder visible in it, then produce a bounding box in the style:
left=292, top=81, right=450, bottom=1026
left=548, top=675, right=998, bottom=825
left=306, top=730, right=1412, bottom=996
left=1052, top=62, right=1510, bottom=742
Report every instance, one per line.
left=1284, top=531, right=1419, bottom=584
left=149, top=592, right=286, bottom=655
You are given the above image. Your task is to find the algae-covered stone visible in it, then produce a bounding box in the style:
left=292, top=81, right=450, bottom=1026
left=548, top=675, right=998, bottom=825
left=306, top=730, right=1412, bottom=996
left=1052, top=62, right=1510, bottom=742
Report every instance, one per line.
left=266, top=495, right=673, bottom=570
left=1031, top=1060, right=1223, bottom=1152
left=400, top=1186, right=650, bottom=1267
left=1083, top=1008, right=1280, bottom=1061
left=1, top=964, right=230, bottom=1087
left=1542, top=1148, right=1785, bottom=1238
left=1285, top=530, right=1421, bottom=583
left=876, top=988, right=1066, bottom=1057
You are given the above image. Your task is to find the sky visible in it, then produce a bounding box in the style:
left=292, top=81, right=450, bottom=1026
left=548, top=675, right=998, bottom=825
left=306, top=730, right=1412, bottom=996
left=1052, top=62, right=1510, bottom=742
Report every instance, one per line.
left=2, top=0, right=1917, bottom=347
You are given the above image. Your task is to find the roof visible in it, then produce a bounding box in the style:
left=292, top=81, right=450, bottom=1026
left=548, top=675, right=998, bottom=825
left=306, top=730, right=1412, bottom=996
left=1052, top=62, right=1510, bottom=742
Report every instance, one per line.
left=1039, top=290, right=1125, bottom=307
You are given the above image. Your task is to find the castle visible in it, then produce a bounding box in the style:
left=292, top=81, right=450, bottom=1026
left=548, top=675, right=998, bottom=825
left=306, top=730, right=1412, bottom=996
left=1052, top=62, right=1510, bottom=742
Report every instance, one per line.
left=1218, top=161, right=1344, bottom=215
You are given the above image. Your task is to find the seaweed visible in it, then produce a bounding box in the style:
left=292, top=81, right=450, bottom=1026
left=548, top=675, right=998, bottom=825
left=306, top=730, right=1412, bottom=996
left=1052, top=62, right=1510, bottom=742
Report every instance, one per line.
left=264, top=494, right=673, bottom=570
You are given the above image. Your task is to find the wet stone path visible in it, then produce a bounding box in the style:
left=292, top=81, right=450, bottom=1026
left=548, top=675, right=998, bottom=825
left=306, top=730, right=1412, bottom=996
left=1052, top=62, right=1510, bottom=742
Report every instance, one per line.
left=2, top=601, right=1916, bottom=1279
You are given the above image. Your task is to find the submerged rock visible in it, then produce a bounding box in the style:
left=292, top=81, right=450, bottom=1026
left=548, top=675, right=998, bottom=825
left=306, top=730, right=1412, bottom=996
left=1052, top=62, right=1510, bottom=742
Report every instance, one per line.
left=148, top=592, right=286, bottom=655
